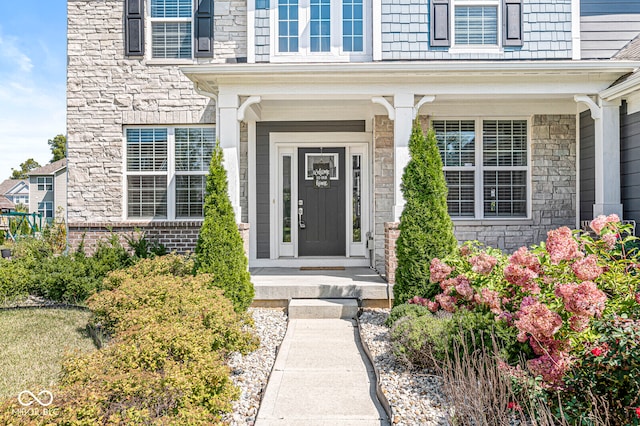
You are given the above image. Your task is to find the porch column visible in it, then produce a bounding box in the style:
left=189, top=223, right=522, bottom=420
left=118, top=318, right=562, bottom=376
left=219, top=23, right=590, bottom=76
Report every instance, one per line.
left=594, top=99, right=623, bottom=218
left=218, top=92, right=242, bottom=221
left=393, top=93, right=415, bottom=221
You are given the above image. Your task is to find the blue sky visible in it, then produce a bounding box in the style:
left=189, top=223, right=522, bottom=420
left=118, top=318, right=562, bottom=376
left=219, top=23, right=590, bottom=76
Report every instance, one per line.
left=0, top=2, right=67, bottom=180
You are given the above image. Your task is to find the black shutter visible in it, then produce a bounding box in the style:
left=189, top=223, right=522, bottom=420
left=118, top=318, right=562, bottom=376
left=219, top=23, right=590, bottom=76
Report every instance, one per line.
left=125, top=0, right=144, bottom=56
left=503, top=0, right=523, bottom=47
left=430, top=0, right=450, bottom=47
left=195, top=0, right=215, bottom=58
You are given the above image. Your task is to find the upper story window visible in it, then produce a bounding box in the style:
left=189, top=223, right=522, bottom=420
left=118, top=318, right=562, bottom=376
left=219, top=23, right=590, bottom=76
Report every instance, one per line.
left=272, top=0, right=371, bottom=61
left=37, top=177, right=53, bottom=191
left=430, top=0, right=522, bottom=49
left=124, top=0, right=214, bottom=59
left=151, top=0, right=193, bottom=59
left=454, top=3, right=498, bottom=46
left=125, top=127, right=215, bottom=220
left=433, top=118, right=529, bottom=219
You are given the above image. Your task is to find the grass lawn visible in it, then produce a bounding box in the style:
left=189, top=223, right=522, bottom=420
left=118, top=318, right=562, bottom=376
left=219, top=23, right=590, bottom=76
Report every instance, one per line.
left=0, top=308, right=96, bottom=399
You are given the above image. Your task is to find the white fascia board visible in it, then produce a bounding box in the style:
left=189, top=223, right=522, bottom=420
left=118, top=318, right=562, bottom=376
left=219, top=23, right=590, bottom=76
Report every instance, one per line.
left=600, top=71, right=640, bottom=102
left=181, top=61, right=640, bottom=97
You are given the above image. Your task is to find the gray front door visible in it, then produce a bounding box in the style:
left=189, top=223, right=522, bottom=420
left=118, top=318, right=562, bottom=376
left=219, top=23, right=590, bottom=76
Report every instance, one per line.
left=298, top=148, right=346, bottom=256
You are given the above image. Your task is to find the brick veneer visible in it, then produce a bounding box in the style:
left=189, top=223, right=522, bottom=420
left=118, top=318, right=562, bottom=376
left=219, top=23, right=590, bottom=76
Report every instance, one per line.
left=67, top=222, right=250, bottom=259
left=384, top=222, right=400, bottom=284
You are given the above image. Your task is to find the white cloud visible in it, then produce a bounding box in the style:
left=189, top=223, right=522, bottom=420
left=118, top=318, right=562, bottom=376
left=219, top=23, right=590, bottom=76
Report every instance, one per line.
left=0, top=28, right=65, bottom=179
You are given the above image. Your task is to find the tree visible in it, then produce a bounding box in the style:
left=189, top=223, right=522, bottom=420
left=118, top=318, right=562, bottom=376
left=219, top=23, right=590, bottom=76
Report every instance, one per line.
left=10, top=158, right=41, bottom=179
left=393, top=121, right=458, bottom=305
left=195, top=142, right=254, bottom=312
left=48, top=134, right=67, bottom=162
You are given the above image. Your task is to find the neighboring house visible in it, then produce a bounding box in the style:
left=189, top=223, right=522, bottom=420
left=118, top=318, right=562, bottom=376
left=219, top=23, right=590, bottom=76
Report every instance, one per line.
left=66, top=0, right=640, bottom=278
left=0, top=196, right=15, bottom=213
left=0, top=179, right=29, bottom=209
left=28, top=159, right=67, bottom=221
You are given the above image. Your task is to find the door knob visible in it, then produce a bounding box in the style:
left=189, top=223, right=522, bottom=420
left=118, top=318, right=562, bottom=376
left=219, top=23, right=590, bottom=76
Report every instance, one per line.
left=298, top=207, right=306, bottom=229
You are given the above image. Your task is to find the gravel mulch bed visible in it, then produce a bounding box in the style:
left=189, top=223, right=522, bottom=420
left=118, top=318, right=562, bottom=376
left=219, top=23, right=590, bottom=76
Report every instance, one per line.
left=224, top=308, right=288, bottom=426
left=359, top=308, right=448, bottom=426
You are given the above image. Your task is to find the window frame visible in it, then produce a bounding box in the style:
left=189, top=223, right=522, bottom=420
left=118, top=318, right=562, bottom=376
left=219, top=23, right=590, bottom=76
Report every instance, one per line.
left=431, top=117, right=531, bottom=220
left=37, top=201, right=53, bottom=219
left=449, top=0, right=502, bottom=53
left=37, top=177, right=53, bottom=191
left=123, top=125, right=216, bottom=221
left=147, top=0, right=194, bottom=61
left=270, top=0, right=372, bottom=62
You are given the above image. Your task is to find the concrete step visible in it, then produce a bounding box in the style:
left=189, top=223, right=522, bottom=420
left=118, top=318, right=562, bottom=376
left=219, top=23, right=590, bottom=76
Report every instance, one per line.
left=288, top=298, right=359, bottom=319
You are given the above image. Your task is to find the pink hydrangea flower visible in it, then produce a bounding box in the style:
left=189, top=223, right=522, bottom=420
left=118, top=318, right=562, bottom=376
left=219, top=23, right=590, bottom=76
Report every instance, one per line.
left=515, top=299, right=563, bottom=342
left=408, top=296, right=428, bottom=306
left=469, top=252, right=498, bottom=275
left=569, top=315, right=590, bottom=332
left=589, top=214, right=620, bottom=235
left=509, top=246, right=542, bottom=274
left=556, top=281, right=607, bottom=318
left=440, top=278, right=457, bottom=292
left=504, top=263, right=540, bottom=293
left=571, top=255, right=603, bottom=281
left=427, top=301, right=440, bottom=312
left=435, top=293, right=457, bottom=313
left=454, top=275, right=474, bottom=300
left=497, top=311, right=514, bottom=325
left=601, top=233, right=618, bottom=249
left=430, top=258, right=453, bottom=283
left=527, top=351, right=572, bottom=385
left=546, top=227, right=583, bottom=264
left=478, top=288, right=502, bottom=314
left=635, top=292, right=640, bottom=304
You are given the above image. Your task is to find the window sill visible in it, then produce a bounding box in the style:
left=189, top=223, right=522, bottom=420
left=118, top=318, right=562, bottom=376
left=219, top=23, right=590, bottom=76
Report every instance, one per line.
left=269, top=54, right=373, bottom=63
left=448, top=47, right=504, bottom=55
left=145, top=59, right=196, bottom=66
left=452, top=219, right=533, bottom=226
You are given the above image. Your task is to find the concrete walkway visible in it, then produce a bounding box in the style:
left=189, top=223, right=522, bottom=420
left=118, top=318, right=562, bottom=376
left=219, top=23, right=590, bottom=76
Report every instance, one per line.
left=255, top=318, right=390, bottom=426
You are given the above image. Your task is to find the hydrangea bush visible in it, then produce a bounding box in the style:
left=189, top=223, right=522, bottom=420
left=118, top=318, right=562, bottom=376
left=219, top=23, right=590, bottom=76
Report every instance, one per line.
left=419, top=215, right=640, bottom=424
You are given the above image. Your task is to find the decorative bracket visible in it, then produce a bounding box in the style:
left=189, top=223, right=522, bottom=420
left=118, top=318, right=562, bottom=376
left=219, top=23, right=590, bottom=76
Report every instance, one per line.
left=574, top=95, right=602, bottom=120
left=237, top=96, right=262, bottom=121
left=413, top=95, right=436, bottom=119
left=371, top=97, right=395, bottom=121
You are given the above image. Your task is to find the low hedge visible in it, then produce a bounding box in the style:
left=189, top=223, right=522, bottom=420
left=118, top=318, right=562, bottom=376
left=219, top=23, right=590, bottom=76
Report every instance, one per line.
left=0, top=255, right=259, bottom=424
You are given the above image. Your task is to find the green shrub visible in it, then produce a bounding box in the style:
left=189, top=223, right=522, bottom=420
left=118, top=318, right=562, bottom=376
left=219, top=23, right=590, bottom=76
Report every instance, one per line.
left=87, top=234, right=134, bottom=279
left=385, top=302, right=432, bottom=327
left=195, top=143, right=254, bottom=312
left=0, top=255, right=259, bottom=424
left=32, top=255, right=98, bottom=303
left=125, top=230, right=168, bottom=259
left=561, top=315, right=640, bottom=425
left=390, top=313, right=449, bottom=369
left=393, top=122, right=457, bottom=305
left=0, top=258, right=29, bottom=303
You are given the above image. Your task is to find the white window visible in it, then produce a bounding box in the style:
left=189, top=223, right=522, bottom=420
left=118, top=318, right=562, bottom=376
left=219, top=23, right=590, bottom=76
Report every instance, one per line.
left=37, top=177, right=53, bottom=191
left=38, top=201, right=53, bottom=219
left=272, top=0, right=371, bottom=60
left=150, top=0, right=192, bottom=59
left=452, top=0, right=499, bottom=49
left=125, top=127, right=215, bottom=220
left=433, top=118, right=529, bottom=219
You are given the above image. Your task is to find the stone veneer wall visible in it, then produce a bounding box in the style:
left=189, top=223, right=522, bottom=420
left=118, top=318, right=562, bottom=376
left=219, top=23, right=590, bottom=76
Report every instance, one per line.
left=67, top=0, right=248, bottom=251
left=373, top=116, right=394, bottom=274
left=378, top=114, right=576, bottom=283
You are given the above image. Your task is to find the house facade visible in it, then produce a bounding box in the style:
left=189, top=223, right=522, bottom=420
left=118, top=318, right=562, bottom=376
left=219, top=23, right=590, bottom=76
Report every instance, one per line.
left=28, top=159, right=67, bottom=221
left=0, top=179, right=29, bottom=209
left=67, top=0, right=640, bottom=276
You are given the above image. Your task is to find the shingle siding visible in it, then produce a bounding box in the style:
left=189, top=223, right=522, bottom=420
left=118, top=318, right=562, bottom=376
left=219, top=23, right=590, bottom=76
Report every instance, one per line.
left=381, top=0, right=573, bottom=60
left=621, top=101, right=640, bottom=225
left=255, top=9, right=271, bottom=62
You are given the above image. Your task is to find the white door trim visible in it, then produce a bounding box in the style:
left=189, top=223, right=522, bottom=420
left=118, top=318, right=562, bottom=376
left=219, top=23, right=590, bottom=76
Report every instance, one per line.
left=269, top=132, right=371, bottom=261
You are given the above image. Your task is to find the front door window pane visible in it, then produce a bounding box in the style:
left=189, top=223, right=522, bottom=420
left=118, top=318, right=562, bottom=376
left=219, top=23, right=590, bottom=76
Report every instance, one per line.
left=352, top=155, right=362, bottom=242
left=282, top=155, right=292, bottom=243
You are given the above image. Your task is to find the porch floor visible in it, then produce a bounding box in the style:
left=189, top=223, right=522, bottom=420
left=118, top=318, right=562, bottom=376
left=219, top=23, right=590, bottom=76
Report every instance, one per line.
left=250, top=267, right=392, bottom=308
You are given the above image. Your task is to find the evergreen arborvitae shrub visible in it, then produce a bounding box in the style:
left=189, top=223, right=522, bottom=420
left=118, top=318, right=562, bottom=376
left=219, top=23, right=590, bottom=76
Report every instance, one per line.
left=393, top=121, right=457, bottom=305
left=195, top=143, right=255, bottom=312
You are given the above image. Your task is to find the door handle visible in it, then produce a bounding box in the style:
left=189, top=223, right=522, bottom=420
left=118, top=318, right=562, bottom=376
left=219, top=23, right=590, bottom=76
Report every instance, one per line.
left=298, top=207, right=306, bottom=229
